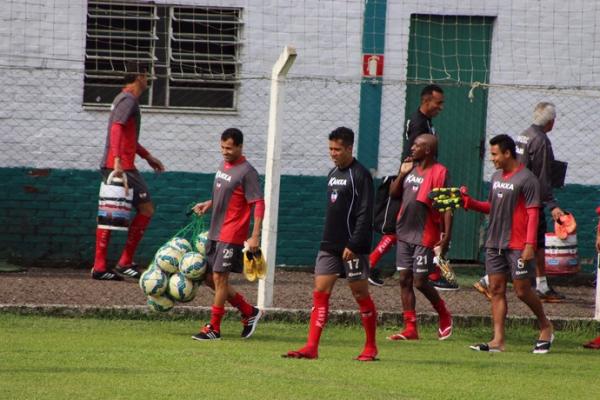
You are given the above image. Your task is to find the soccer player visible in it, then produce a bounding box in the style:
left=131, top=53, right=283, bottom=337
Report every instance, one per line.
left=92, top=61, right=165, bottom=281
left=474, top=102, right=566, bottom=302
left=465, top=134, right=554, bottom=353
left=191, top=128, right=264, bottom=341
left=402, top=84, right=444, bottom=159
left=401, top=84, right=457, bottom=290
left=284, top=127, right=378, bottom=361
left=386, top=134, right=453, bottom=341
left=583, top=206, right=600, bottom=350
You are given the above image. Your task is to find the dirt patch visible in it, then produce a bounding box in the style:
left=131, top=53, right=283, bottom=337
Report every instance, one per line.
left=0, top=268, right=595, bottom=319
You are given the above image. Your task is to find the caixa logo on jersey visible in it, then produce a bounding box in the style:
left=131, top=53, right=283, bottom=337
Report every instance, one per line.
left=328, top=177, right=347, bottom=187
left=215, top=170, right=232, bottom=188
left=406, top=174, right=423, bottom=192
left=493, top=181, right=514, bottom=199
left=493, top=181, right=514, bottom=190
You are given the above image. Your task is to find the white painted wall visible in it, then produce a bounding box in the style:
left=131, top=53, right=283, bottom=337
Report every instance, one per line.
left=380, top=0, right=600, bottom=185
left=2, top=0, right=600, bottom=184
left=0, top=0, right=364, bottom=176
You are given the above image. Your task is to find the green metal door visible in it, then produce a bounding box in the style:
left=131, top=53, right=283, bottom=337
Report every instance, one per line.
left=405, top=15, right=494, bottom=260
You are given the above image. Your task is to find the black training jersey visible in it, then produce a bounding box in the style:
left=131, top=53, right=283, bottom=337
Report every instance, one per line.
left=515, top=124, right=558, bottom=210
left=320, top=158, right=374, bottom=255
left=100, top=91, right=141, bottom=170
left=485, top=166, right=540, bottom=250
left=396, top=165, right=450, bottom=248
left=402, top=109, right=435, bottom=159
left=208, top=156, right=263, bottom=245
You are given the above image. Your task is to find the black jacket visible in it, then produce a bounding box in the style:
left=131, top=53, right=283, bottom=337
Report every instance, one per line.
left=373, top=175, right=400, bottom=235
left=320, top=159, right=374, bottom=255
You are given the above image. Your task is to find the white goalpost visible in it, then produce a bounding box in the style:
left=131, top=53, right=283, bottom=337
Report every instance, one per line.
left=257, top=46, right=297, bottom=309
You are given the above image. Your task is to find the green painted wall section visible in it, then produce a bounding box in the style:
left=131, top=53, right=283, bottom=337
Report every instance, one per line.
left=1, top=168, right=598, bottom=268
left=0, top=168, right=325, bottom=267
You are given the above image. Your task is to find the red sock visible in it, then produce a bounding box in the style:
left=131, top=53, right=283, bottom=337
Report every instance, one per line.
left=93, top=228, right=112, bottom=272
left=369, top=234, right=396, bottom=268
left=306, top=291, right=330, bottom=349
left=433, top=299, right=452, bottom=338
left=590, top=336, right=600, bottom=344
left=228, top=292, right=254, bottom=317
left=209, top=305, right=226, bottom=332
left=118, top=213, right=151, bottom=266
left=428, top=265, right=441, bottom=281
left=404, top=310, right=417, bottom=331
left=433, top=299, right=450, bottom=317
left=357, top=296, right=377, bottom=350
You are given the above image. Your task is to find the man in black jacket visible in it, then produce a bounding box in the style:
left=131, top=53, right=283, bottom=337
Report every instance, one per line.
left=402, top=84, right=444, bottom=159
left=284, top=127, right=378, bottom=361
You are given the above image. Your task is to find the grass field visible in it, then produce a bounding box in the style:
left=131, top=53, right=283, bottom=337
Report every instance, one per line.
left=1, top=314, right=599, bottom=400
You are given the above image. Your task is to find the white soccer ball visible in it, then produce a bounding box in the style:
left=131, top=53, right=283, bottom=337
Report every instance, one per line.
left=194, top=230, right=209, bottom=255
left=154, top=245, right=184, bottom=274
left=139, top=264, right=168, bottom=296
left=179, top=251, right=207, bottom=281
left=168, top=237, right=193, bottom=253
left=147, top=293, right=175, bottom=312
left=167, top=272, right=197, bottom=302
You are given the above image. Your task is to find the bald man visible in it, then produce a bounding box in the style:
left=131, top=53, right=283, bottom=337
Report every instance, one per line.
left=387, top=134, right=454, bottom=341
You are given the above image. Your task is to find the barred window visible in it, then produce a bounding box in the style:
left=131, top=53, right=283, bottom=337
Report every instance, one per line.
left=83, top=1, right=242, bottom=110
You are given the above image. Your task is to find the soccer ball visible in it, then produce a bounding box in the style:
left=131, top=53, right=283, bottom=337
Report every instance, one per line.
left=167, top=272, right=197, bottom=302
left=179, top=251, right=207, bottom=281
left=168, top=237, right=193, bottom=253
left=147, top=293, right=175, bottom=312
left=139, top=264, right=168, bottom=296
left=194, top=230, right=209, bottom=255
left=154, top=245, right=184, bottom=274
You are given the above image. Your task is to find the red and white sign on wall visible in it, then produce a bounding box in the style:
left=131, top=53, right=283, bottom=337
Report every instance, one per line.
left=362, top=54, right=384, bottom=77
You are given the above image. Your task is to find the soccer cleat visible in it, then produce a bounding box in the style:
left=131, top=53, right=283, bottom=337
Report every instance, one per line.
left=438, top=313, right=453, bottom=341
left=252, top=249, right=267, bottom=279
left=430, top=276, right=459, bottom=291
left=355, top=347, right=379, bottom=362
left=192, top=324, right=221, bottom=341
left=473, top=279, right=492, bottom=301
left=583, top=336, right=600, bottom=349
left=436, top=255, right=458, bottom=287
left=115, top=263, right=141, bottom=279
left=368, top=269, right=384, bottom=287
left=532, top=334, right=554, bottom=354
left=241, top=307, right=263, bottom=339
left=428, top=187, right=460, bottom=200
left=91, top=269, right=123, bottom=281
left=387, top=328, right=419, bottom=341
left=469, top=343, right=502, bottom=352
left=429, top=187, right=463, bottom=211
left=282, top=346, right=318, bottom=359
left=536, top=288, right=565, bottom=303
left=243, top=250, right=258, bottom=282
